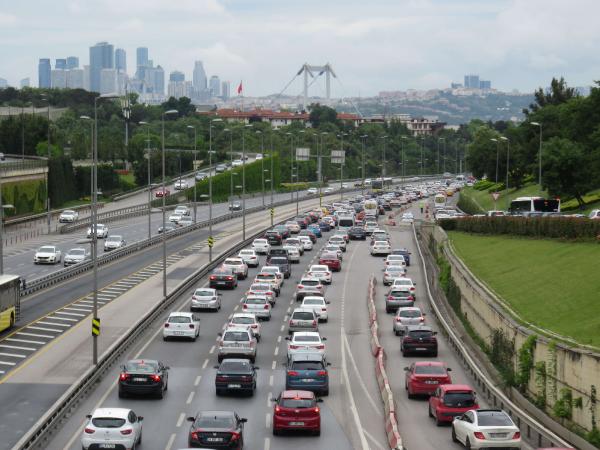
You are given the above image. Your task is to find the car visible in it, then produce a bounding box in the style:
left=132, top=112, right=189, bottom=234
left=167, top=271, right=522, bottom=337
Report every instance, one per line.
left=391, top=248, right=412, bottom=266
left=251, top=238, right=271, bottom=254
left=286, top=331, right=327, bottom=360
left=229, top=313, right=262, bottom=341
left=210, top=267, right=238, bottom=289
left=382, top=266, right=407, bottom=286
left=63, top=247, right=90, bottom=266
left=104, top=235, right=126, bottom=251
left=322, top=243, right=343, bottom=260
left=174, top=179, right=188, bottom=190
left=222, top=257, right=249, bottom=279
left=371, top=230, right=389, bottom=243
left=229, top=200, right=242, bottom=211
left=273, top=225, right=291, bottom=239
left=288, top=308, right=319, bottom=334
left=155, top=187, right=170, bottom=197
left=307, top=224, right=322, bottom=237
left=81, top=408, right=143, bottom=450
left=285, top=221, right=301, bottom=234
left=267, top=255, right=291, bottom=278
left=452, top=409, right=521, bottom=449
left=333, top=229, right=350, bottom=243
left=187, top=410, right=247, bottom=449
left=284, top=237, right=304, bottom=255
left=238, top=248, right=259, bottom=267
left=324, top=187, right=334, bottom=194
left=371, top=240, right=391, bottom=256
left=319, top=252, right=341, bottom=272
left=386, top=289, right=415, bottom=313
left=232, top=159, right=244, bottom=167
left=34, top=245, right=62, bottom=264
left=59, top=209, right=79, bottom=223
left=178, top=216, right=193, bottom=227
left=307, top=187, right=318, bottom=195
left=218, top=327, right=257, bottom=363
left=87, top=223, right=109, bottom=238
left=118, top=359, right=169, bottom=399
left=282, top=245, right=301, bottom=263
left=429, top=384, right=479, bottom=425
left=385, top=254, right=407, bottom=268
left=0, top=152, right=4, bottom=161
left=272, top=390, right=322, bottom=436
left=260, top=265, right=285, bottom=289
left=191, top=287, right=221, bottom=311
left=392, top=277, right=417, bottom=298
left=401, top=325, right=438, bottom=357
left=195, top=171, right=208, bottom=181
left=318, top=220, right=331, bottom=232
left=404, top=361, right=452, bottom=398
left=328, top=235, right=347, bottom=251
left=307, top=264, right=332, bottom=284
left=254, top=272, right=281, bottom=295
left=348, top=226, right=367, bottom=240
left=255, top=153, right=263, bottom=160
left=300, top=296, right=330, bottom=322
left=265, top=230, right=283, bottom=246
left=214, top=358, right=258, bottom=396
left=174, top=205, right=190, bottom=216
left=215, top=163, right=227, bottom=173
left=245, top=282, right=276, bottom=305
left=589, top=209, right=600, bottom=219
left=294, top=277, right=325, bottom=301
left=297, top=235, right=314, bottom=251
left=401, top=212, right=415, bottom=223
left=169, top=212, right=183, bottom=223
left=268, top=247, right=290, bottom=261
left=158, top=223, right=176, bottom=233
left=242, top=295, right=271, bottom=321
left=285, top=352, right=330, bottom=395
left=364, top=221, right=379, bottom=234
left=163, top=312, right=200, bottom=341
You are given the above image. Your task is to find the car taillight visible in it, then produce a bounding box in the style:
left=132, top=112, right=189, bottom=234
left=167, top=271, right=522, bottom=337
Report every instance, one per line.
left=274, top=405, right=281, bottom=413
left=287, top=370, right=299, bottom=376
left=312, top=320, right=317, bottom=327
left=120, top=428, right=133, bottom=435
left=119, top=373, right=130, bottom=381
left=316, top=344, right=325, bottom=349
left=191, top=431, right=199, bottom=440
left=410, top=287, right=415, bottom=291
left=512, top=432, right=521, bottom=439
left=314, top=407, right=320, bottom=413
left=388, top=296, right=394, bottom=300
left=151, top=374, right=161, bottom=382
left=408, top=296, right=414, bottom=301
left=227, top=276, right=234, bottom=281
left=298, top=285, right=304, bottom=289
left=210, top=275, right=216, bottom=280
left=164, top=323, right=170, bottom=328
left=289, top=345, right=298, bottom=349
left=84, top=427, right=95, bottom=434
left=263, top=304, right=269, bottom=309
left=395, top=317, right=402, bottom=322
left=317, top=370, right=328, bottom=376
left=420, top=317, right=425, bottom=322
left=251, top=324, right=258, bottom=328
left=321, top=308, right=327, bottom=311
left=189, top=324, right=195, bottom=329
left=243, top=304, right=248, bottom=309
left=289, top=320, right=294, bottom=326
left=230, top=431, right=241, bottom=442
left=473, top=431, right=485, bottom=440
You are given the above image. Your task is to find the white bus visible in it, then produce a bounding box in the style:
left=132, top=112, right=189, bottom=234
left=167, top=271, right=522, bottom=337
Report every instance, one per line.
left=434, top=194, right=446, bottom=209
left=337, top=216, right=355, bottom=231
left=509, top=197, right=561, bottom=214
left=364, top=199, right=379, bottom=218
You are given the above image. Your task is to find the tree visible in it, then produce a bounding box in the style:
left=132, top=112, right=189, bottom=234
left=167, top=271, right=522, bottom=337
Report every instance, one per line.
left=524, top=77, right=577, bottom=115
left=308, top=103, right=338, bottom=128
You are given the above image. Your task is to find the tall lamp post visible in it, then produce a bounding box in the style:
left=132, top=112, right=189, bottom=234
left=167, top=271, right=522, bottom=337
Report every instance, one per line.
left=223, top=128, right=234, bottom=203
left=530, top=122, right=543, bottom=191
left=380, top=135, right=388, bottom=187
left=187, top=125, right=198, bottom=223
left=401, top=136, right=408, bottom=181
left=337, top=132, right=347, bottom=200
left=208, top=118, right=223, bottom=259
left=241, top=124, right=252, bottom=241
left=139, top=121, right=153, bottom=238
left=256, top=130, right=265, bottom=206
left=360, top=134, right=368, bottom=194
left=437, top=138, right=444, bottom=175
left=500, top=136, right=510, bottom=211
left=490, top=138, right=500, bottom=211
left=0, top=172, right=15, bottom=274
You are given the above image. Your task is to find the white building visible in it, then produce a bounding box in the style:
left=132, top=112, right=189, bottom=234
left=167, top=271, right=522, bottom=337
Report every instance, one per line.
left=168, top=80, right=193, bottom=99
left=51, top=69, right=67, bottom=88
left=83, top=65, right=90, bottom=91
left=66, top=69, right=84, bottom=89
left=100, top=68, right=117, bottom=94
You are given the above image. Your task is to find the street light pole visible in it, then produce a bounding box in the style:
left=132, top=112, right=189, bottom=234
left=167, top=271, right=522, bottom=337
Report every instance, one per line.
left=162, top=109, right=179, bottom=299
left=187, top=125, right=198, bottom=223
left=46, top=102, right=51, bottom=234
left=139, top=121, right=152, bottom=239
left=256, top=131, right=265, bottom=207
left=490, top=138, right=500, bottom=211
left=401, top=136, right=408, bottom=181
left=500, top=136, right=510, bottom=211
left=269, top=130, right=275, bottom=224
left=531, top=122, right=543, bottom=190
left=209, top=118, right=222, bottom=260
left=360, top=135, right=368, bottom=195
left=380, top=135, right=388, bottom=188
left=242, top=124, right=252, bottom=241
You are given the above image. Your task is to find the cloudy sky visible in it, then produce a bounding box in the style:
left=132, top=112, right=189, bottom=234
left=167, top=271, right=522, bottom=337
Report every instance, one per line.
left=1, top=0, right=599, bottom=96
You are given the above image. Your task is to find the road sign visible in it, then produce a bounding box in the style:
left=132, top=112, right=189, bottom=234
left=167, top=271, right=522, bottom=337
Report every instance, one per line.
left=491, top=192, right=500, bottom=201
left=208, top=236, right=214, bottom=248
left=270, top=208, right=274, bottom=217
left=331, top=150, right=345, bottom=165
left=92, top=318, right=100, bottom=336
left=296, top=147, right=310, bottom=161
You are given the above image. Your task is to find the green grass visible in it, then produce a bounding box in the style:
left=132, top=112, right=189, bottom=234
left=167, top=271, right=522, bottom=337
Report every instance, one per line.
left=560, top=188, right=600, bottom=213
left=448, top=231, right=600, bottom=347
left=462, top=182, right=547, bottom=213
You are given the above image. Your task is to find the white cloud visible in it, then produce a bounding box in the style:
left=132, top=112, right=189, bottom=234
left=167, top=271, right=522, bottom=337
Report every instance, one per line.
left=0, top=12, right=17, bottom=26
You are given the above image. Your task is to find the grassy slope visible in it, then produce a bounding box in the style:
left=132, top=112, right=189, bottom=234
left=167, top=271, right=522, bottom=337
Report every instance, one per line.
left=448, top=231, right=600, bottom=347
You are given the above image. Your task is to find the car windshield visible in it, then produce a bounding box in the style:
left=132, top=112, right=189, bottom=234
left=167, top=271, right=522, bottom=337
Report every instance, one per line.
left=195, top=290, right=214, bottom=296
left=256, top=274, right=274, bottom=280
left=292, top=361, right=324, bottom=370
left=477, top=412, right=513, bottom=426
left=169, top=316, right=191, bottom=323
left=254, top=240, right=267, bottom=245
left=107, top=237, right=121, bottom=242
left=399, top=310, right=421, bottom=318
left=295, top=335, right=319, bottom=342
left=390, top=291, right=412, bottom=299
left=311, top=267, right=326, bottom=272
left=240, top=250, right=253, bottom=255
left=220, top=361, right=250, bottom=371
left=414, top=365, right=446, bottom=375
left=387, top=269, right=404, bottom=275
left=408, top=330, right=433, bottom=339
left=38, top=246, right=55, bottom=252
left=125, top=361, right=158, bottom=373
left=92, top=418, right=126, bottom=428
left=232, top=317, right=254, bottom=325
left=195, top=415, right=235, bottom=429
left=280, top=398, right=314, bottom=408
left=68, top=249, right=85, bottom=255
left=270, top=258, right=287, bottom=264
left=245, top=297, right=266, bottom=304
left=292, top=312, right=314, bottom=320
left=395, top=280, right=411, bottom=286
left=301, top=280, right=319, bottom=286
left=63, top=210, right=75, bottom=215
left=303, top=299, right=324, bottom=305
left=225, top=259, right=243, bottom=265
left=223, top=331, right=250, bottom=341
left=251, top=284, right=268, bottom=291
left=443, top=392, right=476, bottom=407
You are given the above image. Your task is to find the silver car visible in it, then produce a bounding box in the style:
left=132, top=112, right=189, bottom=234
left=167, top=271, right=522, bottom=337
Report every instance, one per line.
left=242, top=295, right=271, bottom=320
left=382, top=266, right=407, bottom=285
left=64, top=247, right=90, bottom=266
left=288, top=308, right=318, bottom=334
left=393, top=307, right=425, bottom=335
left=104, top=235, right=126, bottom=251
left=218, top=327, right=257, bottom=363
left=190, top=287, right=221, bottom=311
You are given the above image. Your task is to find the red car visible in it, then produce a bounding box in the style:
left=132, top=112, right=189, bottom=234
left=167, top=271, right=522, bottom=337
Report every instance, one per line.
left=319, top=252, right=341, bottom=272
left=272, top=390, right=322, bottom=436
left=155, top=187, right=170, bottom=198
left=404, top=361, right=452, bottom=398
left=428, top=384, right=478, bottom=425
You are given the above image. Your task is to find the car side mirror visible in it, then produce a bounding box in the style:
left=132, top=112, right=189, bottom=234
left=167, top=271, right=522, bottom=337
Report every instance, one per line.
left=138, top=416, right=144, bottom=421
left=165, top=366, right=170, bottom=370
left=86, top=414, right=92, bottom=419
left=240, top=418, right=248, bottom=423
left=326, top=362, right=331, bottom=366
left=422, top=313, right=426, bottom=316
left=271, top=398, right=278, bottom=402
left=217, top=332, right=222, bottom=337
left=404, top=367, right=409, bottom=371
left=447, top=368, right=452, bottom=371
left=322, top=337, right=327, bottom=341
left=284, top=336, right=290, bottom=340
left=326, top=301, right=331, bottom=304
left=316, top=398, right=324, bottom=403
left=433, top=331, right=438, bottom=335
left=213, top=365, right=220, bottom=369
left=218, top=293, right=223, bottom=296
left=187, top=417, right=195, bottom=422
left=254, top=366, right=260, bottom=370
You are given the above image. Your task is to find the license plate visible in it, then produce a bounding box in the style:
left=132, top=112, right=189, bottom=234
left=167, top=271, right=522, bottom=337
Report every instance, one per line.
left=303, top=378, right=315, bottom=382
left=198, top=304, right=210, bottom=308
left=425, top=380, right=438, bottom=384
left=217, top=281, right=226, bottom=285
left=415, top=347, right=427, bottom=351
left=289, top=422, right=305, bottom=426
left=173, top=331, right=184, bottom=336
left=133, top=377, right=146, bottom=382
left=206, top=437, right=224, bottom=442
left=99, top=445, right=116, bottom=449
left=490, top=433, right=507, bottom=438
left=228, top=384, right=241, bottom=388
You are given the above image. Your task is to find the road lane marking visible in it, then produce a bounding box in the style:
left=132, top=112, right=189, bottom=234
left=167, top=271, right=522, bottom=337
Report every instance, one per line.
left=271, top=360, right=276, bottom=370
left=267, top=391, right=272, bottom=407
left=37, top=320, right=70, bottom=327
left=194, top=375, right=202, bottom=386
left=186, top=391, right=195, bottom=404
left=0, top=352, right=26, bottom=358
left=55, top=311, right=85, bottom=317
left=202, top=358, right=209, bottom=369
left=269, top=375, right=273, bottom=386
left=273, top=346, right=279, bottom=356
left=6, top=338, right=45, bottom=345
left=209, top=345, right=215, bottom=354
left=48, top=315, right=78, bottom=322
left=176, top=412, right=185, bottom=427
left=264, top=437, right=271, bottom=450
left=164, top=433, right=176, bottom=450
left=265, top=413, right=271, bottom=428
left=280, top=324, right=285, bottom=332
left=364, top=428, right=387, bottom=449
left=0, top=361, right=17, bottom=366
left=277, top=336, right=281, bottom=343
left=16, top=332, right=54, bottom=339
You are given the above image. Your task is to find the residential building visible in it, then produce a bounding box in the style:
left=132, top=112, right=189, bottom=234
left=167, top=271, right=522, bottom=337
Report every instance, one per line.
left=55, top=58, right=67, bottom=70
left=20, top=78, right=30, bottom=88
left=451, top=82, right=463, bottom=89
left=115, top=48, right=126, bottom=73
left=66, top=69, right=84, bottom=89
left=464, top=74, right=480, bottom=89
left=100, top=68, right=117, bottom=94
left=209, top=75, right=220, bottom=97
left=66, top=56, right=79, bottom=69
left=90, top=41, right=114, bottom=92
left=222, top=81, right=230, bottom=100
left=38, top=58, right=51, bottom=88
left=51, top=69, right=67, bottom=88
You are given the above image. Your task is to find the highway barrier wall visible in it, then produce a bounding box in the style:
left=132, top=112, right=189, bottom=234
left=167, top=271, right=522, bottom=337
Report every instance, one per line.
left=419, top=223, right=596, bottom=449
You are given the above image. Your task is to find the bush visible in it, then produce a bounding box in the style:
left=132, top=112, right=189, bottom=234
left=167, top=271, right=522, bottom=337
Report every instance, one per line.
left=0, top=178, right=46, bottom=216
left=474, top=180, right=495, bottom=191
left=457, top=194, right=483, bottom=215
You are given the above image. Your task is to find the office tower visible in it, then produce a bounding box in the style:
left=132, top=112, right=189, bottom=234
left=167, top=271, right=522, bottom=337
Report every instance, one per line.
left=39, top=58, right=51, bottom=88
left=90, top=41, right=114, bottom=92
left=100, top=68, right=117, bottom=94
left=55, top=58, right=67, bottom=70
left=168, top=80, right=193, bottom=99
left=115, top=48, right=127, bottom=73
left=464, top=74, right=480, bottom=89
left=66, top=56, right=79, bottom=69
left=136, top=47, right=148, bottom=68
left=479, top=80, right=491, bottom=89
left=193, top=61, right=207, bottom=90
left=67, top=69, right=84, bottom=89
left=209, top=75, right=220, bottom=97
left=221, top=81, right=230, bottom=100
left=0, top=78, right=7, bottom=88
left=83, top=65, right=90, bottom=90
left=51, top=69, right=67, bottom=88
left=153, top=65, right=165, bottom=95
left=169, top=71, right=185, bottom=82
left=20, top=78, right=30, bottom=88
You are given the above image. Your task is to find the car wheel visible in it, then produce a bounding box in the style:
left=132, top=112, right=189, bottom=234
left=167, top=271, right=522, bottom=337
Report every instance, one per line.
left=313, top=429, right=321, bottom=436
left=118, top=388, right=126, bottom=399
left=451, top=426, right=459, bottom=443
left=138, top=429, right=142, bottom=444
left=435, top=412, right=443, bottom=427
left=394, top=329, right=399, bottom=336
left=431, top=351, right=438, bottom=357
left=273, top=428, right=280, bottom=436
left=428, top=405, right=434, bottom=417
left=216, top=388, right=222, bottom=396
left=163, top=336, right=168, bottom=342
left=266, top=315, right=271, bottom=321
left=322, top=388, right=329, bottom=396
left=465, top=437, right=472, bottom=450
left=156, top=388, right=164, bottom=399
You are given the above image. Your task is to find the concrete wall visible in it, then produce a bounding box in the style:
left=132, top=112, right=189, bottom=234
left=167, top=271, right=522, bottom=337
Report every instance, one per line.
left=424, top=225, right=600, bottom=437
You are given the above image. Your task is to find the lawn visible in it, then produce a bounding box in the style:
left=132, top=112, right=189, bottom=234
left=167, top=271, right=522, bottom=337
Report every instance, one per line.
left=448, top=231, right=600, bottom=347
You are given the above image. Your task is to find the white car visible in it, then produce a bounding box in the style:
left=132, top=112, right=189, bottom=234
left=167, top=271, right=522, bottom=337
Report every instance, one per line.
left=81, top=408, right=143, bottom=450
left=191, top=287, right=221, bottom=311
left=245, top=282, right=276, bottom=305
left=284, top=237, right=304, bottom=255
left=401, top=212, right=414, bottom=223
left=228, top=313, right=262, bottom=341
left=328, top=236, right=347, bottom=251
left=306, top=265, right=332, bottom=284
left=255, top=153, right=263, bottom=160
left=222, top=257, right=249, bottom=279
left=385, top=254, right=407, bottom=268
left=284, top=221, right=301, bottom=234
left=169, top=213, right=182, bottom=223
left=324, top=187, right=334, bottom=194
left=87, top=223, right=108, bottom=238
left=177, top=216, right=193, bottom=227
left=301, top=296, right=330, bottom=322
left=174, top=205, right=190, bottom=216
left=232, top=159, right=244, bottom=167
left=59, top=209, right=79, bottom=223
left=283, top=245, right=301, bottom=263
left=307, top=187, right=318, bottom=195
left=34, top=245, right=62, bottom=264
left=297, top=236, right=313, bottom=251
left=104, top=235, right=126, bottom=251
left=174, top=179, right=188, bottom=190
left=242, top=294, right=271, bottom=320
left=452, top=409, right=521, bottom=449
left=286, top=331, right=326, bottom=360
left=163, top=312, right=200, bottom=341
left=252, top=238, right=271, bottom=254
left=64, top=247, right=90, bottom=266
left=589, top=209, right=600, bottom=219
left=254, top=272, right=281, bottom=296
left=371, top=240, right=391, bottom=256
left=238, top=249, right=259, bottom=267
left=392, top=277, right=417, bottom=298
left=322, top=244, right=343, bottom=260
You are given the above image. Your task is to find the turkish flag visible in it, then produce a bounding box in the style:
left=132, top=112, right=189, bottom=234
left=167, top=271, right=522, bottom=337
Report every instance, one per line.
left=237, top=81, right=243, bottom=94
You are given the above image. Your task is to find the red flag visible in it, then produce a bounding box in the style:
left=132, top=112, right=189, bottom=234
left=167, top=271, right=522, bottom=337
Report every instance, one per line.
left=237, top=81, right=243, bottom=95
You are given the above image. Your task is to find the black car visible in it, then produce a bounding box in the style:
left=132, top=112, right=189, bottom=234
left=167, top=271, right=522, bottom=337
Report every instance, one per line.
left=229, top=201, right=242, bottom=211
left=267, top=256, right=291, bottom=278
left=118, top=359, right=169, bottom=399
left=187, top=410, right=247, bottom=449
left=273, top=225, right=291, bottom=239
left=391, top=248, right=411, bottom=266
left=210, top=267, right=238, bottom=289
left=214, top=358, right=259, bottom=396
left=401, top=325, right=438, bottom=357
left=158, top=223, right=177, bottom=233
left=265, top=230, right=283, bottom=246
left=348, top=226, right=367, bottom=240
left=267, top=248, right=289, bottom=260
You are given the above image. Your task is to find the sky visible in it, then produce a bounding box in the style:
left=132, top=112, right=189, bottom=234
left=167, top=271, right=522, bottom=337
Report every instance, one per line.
left=1, top=0, right=599, bottom=97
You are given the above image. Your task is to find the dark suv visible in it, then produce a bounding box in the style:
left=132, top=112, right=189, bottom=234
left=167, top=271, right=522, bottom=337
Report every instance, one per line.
left=401, top=325, right=438, bottom=357
left=265, top=230, right=282, bottom=246
left=348, top=226, right=367, bottom=240
left=267, top=256, right=291, bottom=279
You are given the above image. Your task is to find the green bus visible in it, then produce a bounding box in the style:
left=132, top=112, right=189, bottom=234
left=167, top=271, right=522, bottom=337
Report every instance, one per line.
left=0, top=274, right=21, bottom=332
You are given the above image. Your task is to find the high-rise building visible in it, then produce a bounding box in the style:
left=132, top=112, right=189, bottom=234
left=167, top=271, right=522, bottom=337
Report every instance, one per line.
left=464, top=74, right=480, bottom=89
left=0, top=78, right=8, bottom=88
left=115, top=48, right=127, bottom=73
left=66, top=56, right=79, bottom=69
left=55, top=58, right=67, bottom=70
left=38, top=58, right=51, bottom=88
left=51, top=69, right=67, bottom=88
left=67, top=69, right=84, bottom=89
left=20, top=78, right=30, bottom=88
left=100, top=68, right=117, bottom=94
left=136, top=47, right=148, bottom=68
left=479, top=80, right=491, bottom=90
left=153, top=65, right=165, bottom=95
left=221, top=81, right=230, bottom=100
left=90, top=41, right=114, bottom=92
left=193, top=61, right=207, bottom=90
left=168, top=80, right=193, bottom=99
left=83, top=65, right=90, bottom=91
left=209, top=75, right=220, bottom=97
left=169, top=71, right=185, bottom=82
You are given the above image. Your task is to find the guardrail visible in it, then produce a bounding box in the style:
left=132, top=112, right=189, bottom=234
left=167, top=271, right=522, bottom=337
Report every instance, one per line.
left=412, top=223, right=573, bottom=449
left=13, top=201, right=302, bottom=450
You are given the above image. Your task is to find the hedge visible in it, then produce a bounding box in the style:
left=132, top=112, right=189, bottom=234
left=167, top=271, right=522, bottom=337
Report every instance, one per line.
left=438, top=216, right=600, bottom=241
left=0, top=178, right=47, bottom=217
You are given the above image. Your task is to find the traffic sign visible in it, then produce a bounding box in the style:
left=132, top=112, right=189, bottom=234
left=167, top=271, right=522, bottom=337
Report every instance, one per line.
left=208, top=236, right=214, bottom=248
left=270, top=208, right=274, bottom=217
left=491, top=192, right=500, bottom=201
left=296, top=147, right=310, bottom=161
left=331, top=150, right=345, bottom=165
left=92, top=318, right=100, bottom=336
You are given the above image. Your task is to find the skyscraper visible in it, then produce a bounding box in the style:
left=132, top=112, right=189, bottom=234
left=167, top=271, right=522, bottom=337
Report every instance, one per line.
left=51, top=69, right=67, bottom=88
left=38, top=58, right=51, bottom=88
left=209, top=75, right=220, bottom=97
left=221, top=81, right=230, bottom=100
left=479, top=80, right=491, bottom=89
left=67, top=69, right=84, bottom=89
left=136, top=47, right=148, bottom=68
left=115, top=48, right=127, bottom=73
left=66, top=56, right=79, bottom=69
left=100, top=68, right=117, bottom=94
left=55, top=58, right=67, bottom=70
left=153, top=65, right=165, bottom=95
left=20, top=78, right=30, bottom=88
left=193, top=61, right=207, bottom=91
left=90, top=42, right=114, bottom=92
left=464, top=74, right=480, bottom=89
left=169, top=71, right=185, bottom=82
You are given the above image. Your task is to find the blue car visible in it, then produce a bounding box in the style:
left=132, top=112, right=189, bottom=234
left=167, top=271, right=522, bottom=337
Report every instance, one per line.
left=285, top=352, right=330, bottom=396
left=307, top=225, right=322, bottom=238
left=318, top=221, right=331, bottom=232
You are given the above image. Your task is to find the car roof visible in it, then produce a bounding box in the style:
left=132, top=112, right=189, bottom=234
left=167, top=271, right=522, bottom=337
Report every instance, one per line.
left=219, top=358, right=251, bottom=364
left=310, top=265, right=329, bottom=270
left=195, top=410, right=236, bottom=418
left=414, top=361, right=444, bottom=367
left=405, top=325, right=433, bottom=331
left=292, top=307, right=315, bottom=313
left=223, top=326, right=251, bottom=334
left=232, top=313, right=257, bottom=319
left=169, top=312, right=194, bottom=317
left=195, top=287, right=216, bottom=292
left=281, top=390, right=315, bottom=399
left=92, top=408, right=131, bottom=419
left=127, top=358, right=158, bottom=365
left=292, top=331, right=320, bottom=338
